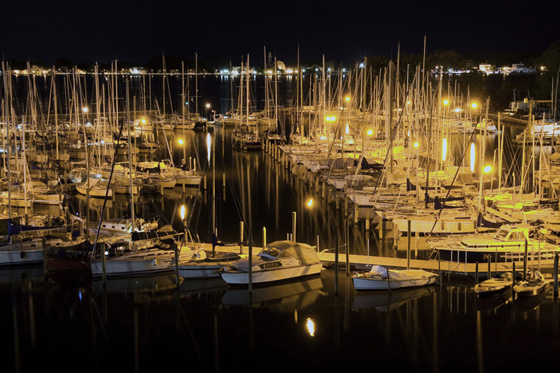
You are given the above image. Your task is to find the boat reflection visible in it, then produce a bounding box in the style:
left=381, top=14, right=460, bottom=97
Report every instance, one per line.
left=352, top=285, right=437, bottom=311
left=475, top=288, right=512, bottom=311
left=92, top=273, right=180, bottom=294
left=0, top=266, right=44, bottom=286
left=221, top=275, right=324, bottom=310
left=179, top=277, right=229, bottom=295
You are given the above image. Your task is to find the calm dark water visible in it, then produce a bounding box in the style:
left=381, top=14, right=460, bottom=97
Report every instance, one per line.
left=3, top=74, right=560, bottom=372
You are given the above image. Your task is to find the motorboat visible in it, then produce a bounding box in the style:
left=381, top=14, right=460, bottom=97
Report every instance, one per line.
left=429, top=224, right=560, bottom=263
left=90, top=228, right=180, bottom=277
left=178, top=245, right=241, bottom=279
left=219, top=240, right=323, bottom=285
left=513, top=270, right=549, bottom=297
left=351, top=265, right=438, bottom=291
left=474, top=272, right=514, bottom=297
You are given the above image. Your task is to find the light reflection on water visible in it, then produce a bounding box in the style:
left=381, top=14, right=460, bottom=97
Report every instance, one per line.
left=2, top=267, right=560, bottom=372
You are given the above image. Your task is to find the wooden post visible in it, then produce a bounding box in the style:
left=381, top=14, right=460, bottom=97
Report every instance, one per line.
left=316, top=234, right=319, bottom=252
left=407, top=220, right=411, bottom=270
left=174, top=241, right=180, bottom=288
left=42, top=237, right=47, bottom=276
left=475, top=262, right=479, bottom=284
left=512, top=261, right=516, bottom=291
left=262, top=226, right=266, bottom=248
left=523, top=239, right=528, bottom=280
left=334, top=235, right=339, bottom=295
left=249, top=234, right=253, bottom=293
left=292, top=211, right=297, bottom=242
left=239, top=221, right=244, bottom=254
left=487, top=254, right=491, bottom=279
left=345, top=219, right=350, bottom=275
left=554, top=253, right=559, bottom=298
left=365, top=209, right=370, bottom=231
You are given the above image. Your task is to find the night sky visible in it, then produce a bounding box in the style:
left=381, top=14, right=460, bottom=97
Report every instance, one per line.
left=1, top=0, right=559, bottom=66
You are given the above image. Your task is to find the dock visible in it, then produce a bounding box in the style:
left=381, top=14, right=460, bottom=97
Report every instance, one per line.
left=188, top=242, right=556, bottom=277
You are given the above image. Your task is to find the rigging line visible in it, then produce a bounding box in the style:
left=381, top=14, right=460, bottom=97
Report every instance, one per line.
left=369, top=74, right=413, bottom=199
left=428, top=126, right=478, bottom=235
left=91, top=114, right=126, bottom=253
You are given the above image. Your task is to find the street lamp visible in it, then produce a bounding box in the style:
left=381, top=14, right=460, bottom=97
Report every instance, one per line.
left=205, top=103, right=211, bottom=124
left=479, top=165, right=492, bottom=210
left=306, top=198, right=314, bottom=243
left=179, top=204, right=187, bottom=242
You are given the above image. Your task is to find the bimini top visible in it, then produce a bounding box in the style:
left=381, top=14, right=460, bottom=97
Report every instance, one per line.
left=258, top=240, right=321, bottom=265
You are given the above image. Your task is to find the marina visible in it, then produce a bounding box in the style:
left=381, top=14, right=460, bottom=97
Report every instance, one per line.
left=3, top=39, right=560, bottom=372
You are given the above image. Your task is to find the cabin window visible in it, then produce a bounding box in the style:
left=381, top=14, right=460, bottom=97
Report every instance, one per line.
left=261, top=246, right=281, bottom=257
left=259, top=262, right=281, bottom=270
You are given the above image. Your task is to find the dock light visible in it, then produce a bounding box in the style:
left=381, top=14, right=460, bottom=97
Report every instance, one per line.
left=443, top=99, right=449, bottom=105
left=484, top=165, right=492, bottom=173
left=306, top=198, right=313, bottom=208
left=180, top=204, right=186, bottom=220
left=178, top=138, right=184, bottom=145
left=205, top=103, right=211, bottom=109
left=345, top=96, right=350, bottom=102
left=471, top=103, right=478, bottom=109
left=367, top=129, right=373, bottom=136
left=325, top=116, right=336, bottom=122
left=141, top=118, right=147, bottom=124
left=306, top=318, right=316, bottom=337
left=413, top=141, right=419, bottom=148
left=345, top=123, right=350, bottom=135
left=82, top=107, right=89, bottom=113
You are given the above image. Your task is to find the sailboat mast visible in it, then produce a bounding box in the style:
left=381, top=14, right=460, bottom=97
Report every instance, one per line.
left=126, top=78, right=135, bottom=231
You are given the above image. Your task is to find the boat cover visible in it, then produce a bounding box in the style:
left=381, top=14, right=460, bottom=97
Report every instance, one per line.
left=267, top=241, right=321, bottom=265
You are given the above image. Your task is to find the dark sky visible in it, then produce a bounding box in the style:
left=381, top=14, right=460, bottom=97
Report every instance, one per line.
left=1, top=0, right=559, bottom=66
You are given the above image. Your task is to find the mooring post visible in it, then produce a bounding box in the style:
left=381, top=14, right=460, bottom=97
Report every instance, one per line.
left=475, top=262, right=479, bottom=284
left=512, top=261, right=516, bottom=292
left=345, top=219, right=350, bottom=275
left=249, top=234, right=253, bottom=293
left=262, top=227, right=266, bottom=248
left=487, top=254, right=491, bottom=279
left=292, top=211, right=297, bottom=242
left=42, top=237, right=47, bottom=276
left=554, top=253, right=559, bottom=298
left=407, top=220, right=411, bottom=270
left=524, top=239, right=528, bottom=281
left=239, top=221, right=244, bottom=255
left=335, top=235, right=339, bottom=295
left=174, top=241, right=180, bottom=288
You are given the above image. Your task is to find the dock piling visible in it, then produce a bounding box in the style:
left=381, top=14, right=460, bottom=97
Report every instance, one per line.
left=554, top=254, right=558, bottom=298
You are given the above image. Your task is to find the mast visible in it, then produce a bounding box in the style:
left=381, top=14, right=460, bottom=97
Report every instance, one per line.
left=126, top=78, right=135, bottom=231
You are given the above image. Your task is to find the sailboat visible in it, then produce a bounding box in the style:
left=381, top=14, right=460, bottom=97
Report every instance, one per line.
left=232, top=56, right=263, bottom=151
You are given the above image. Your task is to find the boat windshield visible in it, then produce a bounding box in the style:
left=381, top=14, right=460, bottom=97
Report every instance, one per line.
left=259, top=246, right=282, bottom=259
left=494, top=229, right=509, bottom=240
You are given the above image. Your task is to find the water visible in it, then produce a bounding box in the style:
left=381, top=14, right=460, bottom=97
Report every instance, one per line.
left=3, top=74, right=560, bottom=372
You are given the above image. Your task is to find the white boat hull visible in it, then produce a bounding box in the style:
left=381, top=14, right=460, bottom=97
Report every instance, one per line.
left=220, top=263, right=323, bottom=285
left=91, top=251, right=175, bottom=277
left=352, top=274, right=437, bottom=290
left=0, top=247, right=43, bottom=266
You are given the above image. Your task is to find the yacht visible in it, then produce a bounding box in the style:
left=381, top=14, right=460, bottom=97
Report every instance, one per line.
left=219, top=240, right=323, bottom=285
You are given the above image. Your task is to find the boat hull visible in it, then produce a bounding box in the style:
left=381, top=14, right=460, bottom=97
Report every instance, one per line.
left=90, top=253, right=175, bottom=277
left=352, top=275, right=437, bottom=291
left=220, top=263, right=323, bottom=285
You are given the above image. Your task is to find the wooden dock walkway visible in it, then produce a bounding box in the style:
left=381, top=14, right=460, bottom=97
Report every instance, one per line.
left=190, top=243, right=556, bottom=276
